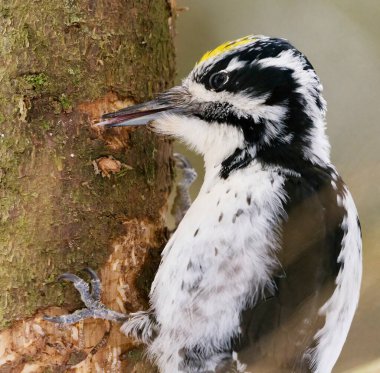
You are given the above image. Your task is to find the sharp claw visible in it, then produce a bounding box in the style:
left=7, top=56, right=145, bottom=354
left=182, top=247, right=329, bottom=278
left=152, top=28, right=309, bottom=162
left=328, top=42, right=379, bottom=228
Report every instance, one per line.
left=57, top=272, right=93, bottom=308
left=83, top=268, right=102, bottom=301
left=57, top=273, right=83, bottom=283
left=173, top=153, right=191, bottom=169
left=173, top=153, right=197, bottom=186
left=44, top=269, right=129, bottom=325
left=83, top=267, right=99, bottom=280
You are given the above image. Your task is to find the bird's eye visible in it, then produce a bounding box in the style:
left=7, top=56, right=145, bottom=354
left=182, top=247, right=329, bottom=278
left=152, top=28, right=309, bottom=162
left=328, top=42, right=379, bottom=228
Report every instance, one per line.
left=209, top=71, right=229, bottom=90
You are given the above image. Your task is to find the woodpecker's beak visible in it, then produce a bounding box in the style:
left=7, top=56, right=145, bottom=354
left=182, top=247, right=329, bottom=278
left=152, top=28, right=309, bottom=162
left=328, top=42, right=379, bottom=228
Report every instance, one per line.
left=96, top=99, right=174, bottom=128
left=97, top=86, right=190, bottom=128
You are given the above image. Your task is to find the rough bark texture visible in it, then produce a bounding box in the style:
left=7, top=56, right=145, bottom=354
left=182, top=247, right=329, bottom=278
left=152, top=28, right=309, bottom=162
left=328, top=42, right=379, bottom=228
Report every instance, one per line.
left=0, top=0, right=175, bottom=371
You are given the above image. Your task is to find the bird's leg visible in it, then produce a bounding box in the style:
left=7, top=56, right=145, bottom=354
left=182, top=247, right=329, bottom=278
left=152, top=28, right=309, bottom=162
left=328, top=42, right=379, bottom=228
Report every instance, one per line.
left=172, top=153, right=197, bottom=227
left=44, top=268, right=128, bottom=324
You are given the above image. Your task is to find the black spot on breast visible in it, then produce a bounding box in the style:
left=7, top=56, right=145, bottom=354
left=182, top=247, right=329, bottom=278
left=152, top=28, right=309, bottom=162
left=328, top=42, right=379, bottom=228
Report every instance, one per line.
left=187, top=260, right=193, bottom=270
left=235, top=192, right=238, bottom=198
left=226, top=188, right=231, bottom=194
left=217, top=199, right=221, bottom=206
left=182, top=277, right=202, bottom=294
left=194, top=228, right=199, bottom=237
left=218, top=213, right=223, bottom=222
left=247, top=194, right=252, bottom=205
left=214, top=247, right=218, bottom=256
left=232, top=209, right=244, bottom=223
left=187, top=277, right=202, bottom=294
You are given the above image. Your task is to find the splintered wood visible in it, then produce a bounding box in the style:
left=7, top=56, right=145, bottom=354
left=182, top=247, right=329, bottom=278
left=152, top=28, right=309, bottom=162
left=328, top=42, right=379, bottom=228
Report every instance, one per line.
left=0, top=220, right=165, bottom=372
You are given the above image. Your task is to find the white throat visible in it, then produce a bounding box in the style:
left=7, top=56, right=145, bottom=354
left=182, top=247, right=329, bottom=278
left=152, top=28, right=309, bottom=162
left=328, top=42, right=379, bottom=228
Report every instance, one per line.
left=153, top=112, right=246, bottom=178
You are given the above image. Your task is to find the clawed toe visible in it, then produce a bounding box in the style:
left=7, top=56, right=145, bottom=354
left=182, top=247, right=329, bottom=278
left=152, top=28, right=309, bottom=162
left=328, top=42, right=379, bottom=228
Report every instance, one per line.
left=43, top=269, right=129, bottom=324
left=173, top=153, right=197, bottom=185
left=84, top=267, right=101, bottom=301
left=44, top=308, right=95, bottom=324
left=173, top=152, right=191, bottom=169
left=57, top=272, right=95, bottom=308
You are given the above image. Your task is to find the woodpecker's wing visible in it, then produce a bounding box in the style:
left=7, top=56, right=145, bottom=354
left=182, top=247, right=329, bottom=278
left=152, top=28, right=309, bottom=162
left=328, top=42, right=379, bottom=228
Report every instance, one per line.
left=235, top=166, right=357, bottom=372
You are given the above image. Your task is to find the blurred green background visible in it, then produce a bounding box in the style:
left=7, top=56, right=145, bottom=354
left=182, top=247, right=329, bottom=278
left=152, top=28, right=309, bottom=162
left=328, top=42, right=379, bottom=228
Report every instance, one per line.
left=174, top=1, right=380, bottom=372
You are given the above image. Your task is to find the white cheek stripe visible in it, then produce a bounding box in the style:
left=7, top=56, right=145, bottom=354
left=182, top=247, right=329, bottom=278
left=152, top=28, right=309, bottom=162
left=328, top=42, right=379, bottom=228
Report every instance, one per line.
left=184, top=80, right=290, bottom=147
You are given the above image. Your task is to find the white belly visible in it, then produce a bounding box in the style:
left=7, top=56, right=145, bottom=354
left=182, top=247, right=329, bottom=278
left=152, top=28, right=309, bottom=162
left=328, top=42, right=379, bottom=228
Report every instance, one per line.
left=149, top=163, right=287, bottom=371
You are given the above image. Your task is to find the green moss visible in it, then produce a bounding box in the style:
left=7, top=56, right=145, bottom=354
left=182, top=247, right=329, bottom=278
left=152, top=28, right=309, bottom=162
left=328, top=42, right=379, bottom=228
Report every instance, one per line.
left=67, top=67, right=82, bottom=85
left=24, top=73, right=48, bottom=91
left=65, top=13, right=84, bottom=27
left=40, top=120, right=51, bottom=130
left=0, top=6, right=11, bottom=18
left=0, top=0, right=174, bottom=331
left=59, top=94, right=73, bottom=112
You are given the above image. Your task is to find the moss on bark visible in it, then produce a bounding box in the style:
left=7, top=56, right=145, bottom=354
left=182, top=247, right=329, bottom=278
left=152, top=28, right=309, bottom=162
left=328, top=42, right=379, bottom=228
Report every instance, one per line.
left=0, top=0, right=175, bottom=328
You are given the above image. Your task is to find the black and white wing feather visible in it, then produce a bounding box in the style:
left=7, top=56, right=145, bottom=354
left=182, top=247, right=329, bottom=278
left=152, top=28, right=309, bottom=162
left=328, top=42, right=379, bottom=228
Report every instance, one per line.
left=236, top=166, right=362, bottom=373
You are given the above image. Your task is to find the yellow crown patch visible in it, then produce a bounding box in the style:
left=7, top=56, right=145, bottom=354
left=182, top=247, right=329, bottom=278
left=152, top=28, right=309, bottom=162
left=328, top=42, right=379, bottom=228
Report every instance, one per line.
left=198, top=35, right=259, bottom=65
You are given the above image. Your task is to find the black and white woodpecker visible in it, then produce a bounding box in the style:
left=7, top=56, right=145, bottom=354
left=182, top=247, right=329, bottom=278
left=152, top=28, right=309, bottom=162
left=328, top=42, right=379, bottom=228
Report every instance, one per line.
left=46, top=36, right=362, bottom=372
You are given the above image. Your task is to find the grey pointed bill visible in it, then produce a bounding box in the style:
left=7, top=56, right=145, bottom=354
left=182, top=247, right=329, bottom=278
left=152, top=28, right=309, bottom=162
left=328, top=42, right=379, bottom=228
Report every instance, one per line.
left=97, top=99, right=175, bottom=128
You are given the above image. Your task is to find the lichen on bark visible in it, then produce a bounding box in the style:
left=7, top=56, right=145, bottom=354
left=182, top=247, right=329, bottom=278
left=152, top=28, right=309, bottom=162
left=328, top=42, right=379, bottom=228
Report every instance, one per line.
left=0, top=0, right=175, bottom=338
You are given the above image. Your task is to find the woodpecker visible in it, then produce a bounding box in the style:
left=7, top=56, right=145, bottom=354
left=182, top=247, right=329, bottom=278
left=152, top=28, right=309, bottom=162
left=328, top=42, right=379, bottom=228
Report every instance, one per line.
left=45, top=35, right=362, bottom=373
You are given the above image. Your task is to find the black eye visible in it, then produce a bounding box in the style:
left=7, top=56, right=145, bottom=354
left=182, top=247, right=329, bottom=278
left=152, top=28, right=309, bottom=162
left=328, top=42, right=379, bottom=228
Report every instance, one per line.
left=209, top=71, right=229, bottom=90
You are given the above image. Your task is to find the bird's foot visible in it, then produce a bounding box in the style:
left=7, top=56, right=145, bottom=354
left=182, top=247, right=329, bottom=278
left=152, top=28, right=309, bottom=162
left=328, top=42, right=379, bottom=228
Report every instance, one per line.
left=172, top=153, right=197, bottom=226
left=173, top=152, right=197, bottom=187
left=44, top=268, right=129, bottom=324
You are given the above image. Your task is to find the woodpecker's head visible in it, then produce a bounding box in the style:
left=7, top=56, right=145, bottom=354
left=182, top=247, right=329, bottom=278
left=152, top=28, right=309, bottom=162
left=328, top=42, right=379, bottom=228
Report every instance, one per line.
left=100, top=35, right=330, bottom=175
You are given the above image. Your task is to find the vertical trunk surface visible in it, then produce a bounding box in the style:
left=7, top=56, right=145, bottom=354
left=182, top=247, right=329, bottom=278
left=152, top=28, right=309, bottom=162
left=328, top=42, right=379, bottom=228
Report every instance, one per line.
left=0, top=0, right=175, bottom=371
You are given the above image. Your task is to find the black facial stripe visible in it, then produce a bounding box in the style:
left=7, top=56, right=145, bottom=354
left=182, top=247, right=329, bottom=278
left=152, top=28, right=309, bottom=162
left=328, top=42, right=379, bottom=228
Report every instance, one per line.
left=255, top=91, right=319, bottom=169
left=192, top=103, right=266, bottom=144
left=220, top=147, right=254, bottom=179
left=229, top=65, right=298, bottom=98
left=202, top=63, right=298, bottom=102
left=192, top=102, right=237, bottom=124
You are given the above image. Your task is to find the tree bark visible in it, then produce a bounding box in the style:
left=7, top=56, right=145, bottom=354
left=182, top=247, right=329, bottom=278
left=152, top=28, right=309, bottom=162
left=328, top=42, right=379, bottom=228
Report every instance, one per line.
left=0, top=0, right=175, bottom=371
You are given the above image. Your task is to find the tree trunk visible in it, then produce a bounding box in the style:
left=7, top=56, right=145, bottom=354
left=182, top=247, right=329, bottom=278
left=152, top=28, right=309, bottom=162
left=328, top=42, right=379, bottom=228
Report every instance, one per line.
left=0, top=0, right=175, bottom=371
